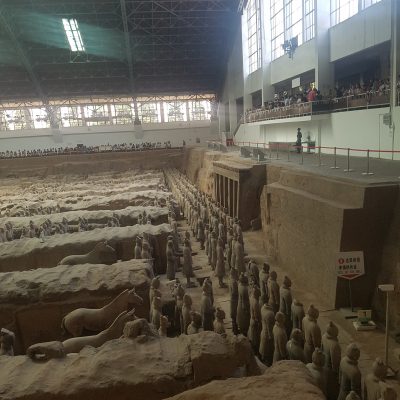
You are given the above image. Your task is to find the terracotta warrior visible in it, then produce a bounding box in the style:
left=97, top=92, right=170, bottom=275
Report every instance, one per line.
left=303, top=304, right=322, bottom=363
left=0, top=328, right=15, bottom=356
left=287, top=328, right=305, bottom=362
left=173, top=283, right=185, bottom=333
left=213, top=307, right=226, bottom=336
left=258, top=263, right=270, bottom=304
left=230, top=232, right=237, bottom=269
left=182, top=239, right=194, bottom=288
left=322, top=321, right=341, bottom=400
left=291, top=298, right=305, bottom=331
left=150, top=297, right=162, bottom=330
left=364, top=358, right=388, bottom=400
left=346, top=392, right=362, bottom=400
left=181, top=293, right=193, bottom=334
left=149, top=276, right=161, bottom=322
left=204, top=224, right=210, bottom=256
left=273, top=311, right=288, bottom=363
left=267, top=270, right=280, bottom=314
left=197, top=218, right=205, bottom=250
left=259, top=303, right=275, bottom=365
left=201, top=281, right=215, bottom=331
left=229, top=268, right=239, bottom=335
left=248, top=286, right=262, bottom=354
left=247, top=260, right=260, bottom=288
left=378, top=385, right=397, bottom=400
left=338, top=343, right=362, bottom=400
left=306, top=348, right=327, bottom=395
left=237, top=273, right=250, bottom=336
left=234, top=235, right=245, bottom=274
left=135, top=238, right=143, bottom=258
left=225, top=227, right=233, bottom=270
left=210, top=231, right=217, bottom=271
left=141, top=241, right=151, bottom=259
left=187, top=311, right=203, bottom=335
left=215, top=237, right=226, bottom=288
left=166, top=240, right=176, bottom=281
left=279, top=276, right=293, bottom=337
left=159, top=315, right=170, bottom=337
left=0, top=227, right=6, bottom=242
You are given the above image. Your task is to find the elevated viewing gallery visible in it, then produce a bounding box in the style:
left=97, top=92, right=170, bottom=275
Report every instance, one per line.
left=1, top=1, right=400, bottom=400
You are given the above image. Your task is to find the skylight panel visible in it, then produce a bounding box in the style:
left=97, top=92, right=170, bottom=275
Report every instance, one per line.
left=62, top=18, right=85, bottom=52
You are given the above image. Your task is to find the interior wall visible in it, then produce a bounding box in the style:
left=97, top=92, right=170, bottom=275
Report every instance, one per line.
left=0, top=121, right=213, bottom=152
left=235, top=107, right=398, bottom=159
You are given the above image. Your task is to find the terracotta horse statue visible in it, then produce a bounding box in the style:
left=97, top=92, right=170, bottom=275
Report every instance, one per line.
left=62, top=288, right=143, bottom=337
left=58, top=241, right=117, bottom=266
left=28, top=309, right=137, bottom=360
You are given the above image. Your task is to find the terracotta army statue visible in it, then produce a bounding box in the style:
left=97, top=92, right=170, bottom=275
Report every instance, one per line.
left=218, top=219, right=226, bottom=246
left=197, top=218, right=205, bottom=250
left=166, top=240, right=176, bottom=281
left=201, top=281, right=215, bottom=331
left=134, top=236, right=142, bottom=259
left=291, top=299, right=305, bottom=330
left=259, top=263, right=270, bottom=305
left=0, top=328, right=15, bottom=356
left=364, top=358, right=388, bottom=400
left=213, top=307, right=226, bottom=336
left=5, top=222, right=14, bottom=241
left=226, top=227, right=233, bottom=270
left=210, top=231, right=217, bottom=271
left=287, top=328, right=305, bottom=362
left=230, top=232, right=237, bottom=270
left=173, top=283, right=185, bottom=333
left=187, top=311, right=203, bottom=335
left=159, top=315, right=170, bottom=337
left=181, top=294, right=193, bottom=334
left=338, top=343, right=362, bottom=400
left=303, top=304, right=322, bottom=363
left=259, top=303, right=275, bottom=366
left=215, top=237, right=227, bottom=288
left=306, top=348, right=327, bottom=395
left=248, top=286, right=262, bottom=354
left=141, top=241, right=151, bottom=259
left=203, top=277, right=214, bottom=305
left=229, top=268, right=240, bottom=335
left=273, top=311, right=288, bottom=363
left=149, top=276, right=161, bottom=321
left=0, top=227, right=6, bottom=242
left=237, top=273, right=250, bottom=336
left=234, top=235, right=245, bottom=274
left=247, top=260, right=260, bottom=288
left=204, top=224, right=210, bottom=256
left=182, top=239, right=194, bottom=288
left=267, top=271, right=280, bottom=314
left=279, top=276, right=293, bottom=337
left=151, top=297, right=162, bottom=331
left=207, top=228, right=213, bottom=265
left=322, top=321, right=341, bottom=400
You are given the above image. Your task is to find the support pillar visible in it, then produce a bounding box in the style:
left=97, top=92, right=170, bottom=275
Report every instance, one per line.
left=236, top=181, right=240, bottom=220
left=228, top=178, right=231, bottom=216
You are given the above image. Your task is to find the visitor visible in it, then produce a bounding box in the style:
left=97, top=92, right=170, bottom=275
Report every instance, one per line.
left=296, top=128, right=302, bottom=154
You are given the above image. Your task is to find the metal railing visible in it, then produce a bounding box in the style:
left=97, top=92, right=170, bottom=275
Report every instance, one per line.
left=243, top=90, right=392, bottom=124
left=209, top=139, right=400, bottom=177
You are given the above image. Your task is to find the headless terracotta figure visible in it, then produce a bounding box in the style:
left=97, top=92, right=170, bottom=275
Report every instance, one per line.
left=201, top=282, right=215, bottom=331
left=273, top=311, right=288, bottom=363
left=213, top=307, right=226, bottom=336
left=286, top=328, right=305, bottom=362
left=338, top=343, right=362, bottom=400
left=187, top=311, right=203, bottom=335
left=302, top=304, right=322, bottom=363
left=0, top=328, right=15, bottom=356
left=364, top=358, right=387, bottom=400
left=259, top=303, right=275, bottom=366
left=248, top=286, right=261, bottom=354
left=149, top=277, right=161, bottom=321
left=151, top=297, right=162, bottom=330
left=307, top=348, right=327, bottom=396
left=236, top=273, right=250, bottom=336
left=166, top=240, right=176, bottom=281
left=259, top=263, right=270, bottom=306
left=322, top=321, right=341, bottom=400
left=173, top=284, right=185, bottom=333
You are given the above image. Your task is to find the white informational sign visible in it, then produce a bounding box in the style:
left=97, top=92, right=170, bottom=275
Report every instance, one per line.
left=292, top=77, right=301, bottom=88
left=336, top=251, right=365, bottom=280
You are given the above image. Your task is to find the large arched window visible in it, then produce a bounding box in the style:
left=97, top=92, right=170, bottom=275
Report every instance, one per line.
left=247, top=0, right=262, bottom=73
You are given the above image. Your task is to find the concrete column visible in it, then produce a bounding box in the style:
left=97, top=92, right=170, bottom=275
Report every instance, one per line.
left=315, top=0, right=334, bottom=95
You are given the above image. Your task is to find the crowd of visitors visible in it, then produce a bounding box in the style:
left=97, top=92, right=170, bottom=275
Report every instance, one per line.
left=0, top=141, right=175, bottom=159
left=244, top=77, right=392, bottom=118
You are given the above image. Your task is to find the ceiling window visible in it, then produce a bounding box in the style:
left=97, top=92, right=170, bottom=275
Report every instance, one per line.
left=247, top=0, right=262, bottom=74
left=62, top=18, right=85, bottom=52
left=331, top=0, right=358, bottom=26
left=271, top=0, right=285, bottom=60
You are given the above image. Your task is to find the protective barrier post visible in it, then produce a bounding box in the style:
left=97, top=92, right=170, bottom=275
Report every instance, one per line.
left=276, top=143, right=280, bottom=159
left=362, top=149, right=374, bottom=175
left=287, top=143, right=290, bottom=161
left=344, top=148, right=354, bottom=172
left=269, top=144, right=272, bottom=159
left=300, top=146, right=304, bottom=165
left=330, top=147, right=339, bottom=169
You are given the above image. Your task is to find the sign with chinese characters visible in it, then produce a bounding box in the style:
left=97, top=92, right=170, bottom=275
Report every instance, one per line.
left=336, top=251, right=365, bottom=280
